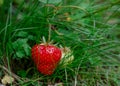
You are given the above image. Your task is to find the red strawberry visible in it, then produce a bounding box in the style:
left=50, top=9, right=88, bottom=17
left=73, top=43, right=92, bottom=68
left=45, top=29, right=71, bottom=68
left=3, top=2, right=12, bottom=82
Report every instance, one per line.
left=31, top=44, right=62, bottom=75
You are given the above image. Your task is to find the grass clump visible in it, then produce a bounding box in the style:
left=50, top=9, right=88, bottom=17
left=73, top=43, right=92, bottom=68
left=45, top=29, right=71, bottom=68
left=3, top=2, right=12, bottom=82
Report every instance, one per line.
left=0, top=0, right=120, bottom=86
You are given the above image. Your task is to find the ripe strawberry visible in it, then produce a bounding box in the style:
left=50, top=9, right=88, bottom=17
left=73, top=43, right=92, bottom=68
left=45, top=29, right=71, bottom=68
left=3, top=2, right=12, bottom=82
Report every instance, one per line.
left=31, top=44, right=62, bottom=75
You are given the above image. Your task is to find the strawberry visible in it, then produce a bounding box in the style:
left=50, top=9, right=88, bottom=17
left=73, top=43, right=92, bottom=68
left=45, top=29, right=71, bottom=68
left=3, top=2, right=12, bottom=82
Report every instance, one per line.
left=60, top=47, right=74, bottom=67
left=31, top=44, right=62, bottom=75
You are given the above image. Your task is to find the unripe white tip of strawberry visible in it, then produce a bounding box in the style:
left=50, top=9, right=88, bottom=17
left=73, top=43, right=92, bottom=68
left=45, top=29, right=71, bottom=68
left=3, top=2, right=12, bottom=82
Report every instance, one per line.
left=60, top=47, right=74, bottom=66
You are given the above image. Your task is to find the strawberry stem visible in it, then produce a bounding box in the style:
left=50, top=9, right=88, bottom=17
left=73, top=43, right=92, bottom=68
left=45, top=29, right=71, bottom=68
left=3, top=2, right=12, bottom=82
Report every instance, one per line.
left=47, top=19, right=51, bottom=43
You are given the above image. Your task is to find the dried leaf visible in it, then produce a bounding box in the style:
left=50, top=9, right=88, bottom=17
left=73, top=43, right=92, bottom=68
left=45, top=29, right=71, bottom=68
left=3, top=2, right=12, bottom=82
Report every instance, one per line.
left=1, top=75, right=14, bottom=85
left=54, top=82, right=63, bottom=86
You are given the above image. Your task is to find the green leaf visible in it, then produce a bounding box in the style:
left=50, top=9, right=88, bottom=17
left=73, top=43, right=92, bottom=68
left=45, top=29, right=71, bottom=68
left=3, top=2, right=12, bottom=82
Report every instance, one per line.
left=16, top=31, right=28, bottom=38
left=16, top=51, right=25, bottom=58
left=12, top=38, right=28, bottom=49
left=39, top=0, right=62, bottom=4
left=12, top=38, right=31, bottom=59
left=27, top=35, right=34, bottom=40
left=23, top=44, right=31, bottom=56
left=17, top=70, right=27, bottom=78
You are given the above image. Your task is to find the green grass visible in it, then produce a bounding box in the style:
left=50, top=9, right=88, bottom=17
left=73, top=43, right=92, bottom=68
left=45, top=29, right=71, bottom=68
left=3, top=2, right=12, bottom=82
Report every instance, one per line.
left=0, top=0, right=120, bottom=86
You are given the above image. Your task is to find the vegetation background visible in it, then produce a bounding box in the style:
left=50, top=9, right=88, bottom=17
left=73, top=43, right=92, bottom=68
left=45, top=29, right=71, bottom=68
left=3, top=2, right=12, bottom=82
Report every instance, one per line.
left=0, top=0, right=120, bottom=86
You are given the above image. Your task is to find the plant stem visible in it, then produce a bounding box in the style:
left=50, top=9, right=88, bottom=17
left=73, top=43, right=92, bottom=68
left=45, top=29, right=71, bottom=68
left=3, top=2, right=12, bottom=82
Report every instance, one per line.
left=47, top=19, right=51, bottom=42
